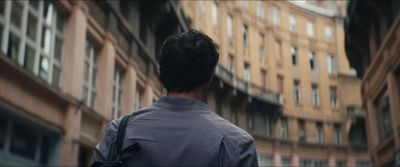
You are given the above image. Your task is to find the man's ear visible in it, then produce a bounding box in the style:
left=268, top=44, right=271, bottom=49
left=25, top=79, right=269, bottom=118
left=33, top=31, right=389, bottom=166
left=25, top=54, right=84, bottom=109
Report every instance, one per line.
left=207, top=68, right=216, bottom=86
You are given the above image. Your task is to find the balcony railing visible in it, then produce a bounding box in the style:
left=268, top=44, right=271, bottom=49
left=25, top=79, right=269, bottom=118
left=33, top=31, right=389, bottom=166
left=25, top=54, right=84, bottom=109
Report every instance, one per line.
left=215, top=64, right=281, bottom=106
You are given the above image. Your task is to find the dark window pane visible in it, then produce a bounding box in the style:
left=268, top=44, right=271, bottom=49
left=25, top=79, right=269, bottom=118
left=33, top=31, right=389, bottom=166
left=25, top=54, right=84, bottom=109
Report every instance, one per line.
left=90, top=91, right=96, bottom=108
left=54, top=36, right=63, bottom=61
left=27, top=14, right=38, bottom=41
left=7, top=33, right=20, bottom=61
left=11, top=2, right=23, bottom=29
left=24, top=45, right=36, bottom=71
left=40, top=136, right=50, bottom=164
left=83, top=85, right=88, bottom=105
left=10, top=123, right=38, bottom=160
left=0, top=24, right=3, bottom=47
left=56, top=12, right=65, bottom=32
left=85, top=39, right=92, bottom=59
left=0, top=117, right=7, bottom=150
left=0, top=1, right=5, bottom=16
left=84, top=62, right=89, bottom=82
left=51, top=65, right=61, bottom=88
left=41, top=27, right=52, bottom=54
left=39, top=56, right=49, bottom=80
left=29, top=0, right=39, bottom=10
left=92, top=68, right=97, bottom=89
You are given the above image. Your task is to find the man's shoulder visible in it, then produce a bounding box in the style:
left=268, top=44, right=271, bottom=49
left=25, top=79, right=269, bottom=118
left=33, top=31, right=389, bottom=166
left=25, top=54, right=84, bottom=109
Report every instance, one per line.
left=204, top=112, right=255, bottom=150
left=107, top=105, right=159, bottom=132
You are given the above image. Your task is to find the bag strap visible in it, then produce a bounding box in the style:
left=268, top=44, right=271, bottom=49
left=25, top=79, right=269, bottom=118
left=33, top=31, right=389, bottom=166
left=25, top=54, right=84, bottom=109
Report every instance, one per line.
left=116, top=115, right=131, bottom=154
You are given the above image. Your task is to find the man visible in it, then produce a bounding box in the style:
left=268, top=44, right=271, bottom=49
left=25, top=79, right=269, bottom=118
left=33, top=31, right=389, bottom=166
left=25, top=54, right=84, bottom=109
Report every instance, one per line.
left=92, top=30, right=258, bottom=166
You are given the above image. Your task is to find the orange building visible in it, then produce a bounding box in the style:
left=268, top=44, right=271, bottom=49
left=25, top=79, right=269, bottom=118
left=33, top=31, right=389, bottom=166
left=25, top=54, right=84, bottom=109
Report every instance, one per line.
left=182, top=1, right=370, bottom=166
left=0, top=1, right=187, bottom=166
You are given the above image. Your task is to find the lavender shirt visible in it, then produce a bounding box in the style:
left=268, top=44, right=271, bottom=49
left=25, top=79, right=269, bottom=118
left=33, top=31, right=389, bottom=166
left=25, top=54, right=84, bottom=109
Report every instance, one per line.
left=92, top=96, right=258, bottom=167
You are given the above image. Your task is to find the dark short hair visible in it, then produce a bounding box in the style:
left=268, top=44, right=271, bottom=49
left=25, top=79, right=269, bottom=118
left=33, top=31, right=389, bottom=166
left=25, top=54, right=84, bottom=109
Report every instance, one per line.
left=159, top=30, right=219, bottom=93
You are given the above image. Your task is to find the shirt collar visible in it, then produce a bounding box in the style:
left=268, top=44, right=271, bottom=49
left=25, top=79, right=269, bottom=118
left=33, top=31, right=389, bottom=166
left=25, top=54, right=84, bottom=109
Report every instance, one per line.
left=154, top=96, right=209, bottom=111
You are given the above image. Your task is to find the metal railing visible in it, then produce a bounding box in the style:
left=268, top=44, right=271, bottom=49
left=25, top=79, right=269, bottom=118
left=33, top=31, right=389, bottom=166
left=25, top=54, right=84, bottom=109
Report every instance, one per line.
left=215, top=64, right=281, bottom=105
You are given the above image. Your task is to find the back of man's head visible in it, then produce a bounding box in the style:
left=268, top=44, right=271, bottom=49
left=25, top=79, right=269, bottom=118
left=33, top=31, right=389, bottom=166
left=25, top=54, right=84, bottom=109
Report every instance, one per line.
left=159, top=30, right=219, bottom=93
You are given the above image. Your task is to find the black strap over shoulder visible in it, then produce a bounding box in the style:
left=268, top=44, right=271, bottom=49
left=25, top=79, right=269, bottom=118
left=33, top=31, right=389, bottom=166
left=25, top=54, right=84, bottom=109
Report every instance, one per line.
left=116, top=115, right=131, bottom=154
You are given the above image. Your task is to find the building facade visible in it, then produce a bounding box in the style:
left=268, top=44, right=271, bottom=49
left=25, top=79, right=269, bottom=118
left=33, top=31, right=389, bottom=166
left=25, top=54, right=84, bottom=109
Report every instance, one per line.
left=181, top=1, right=370, bottom=166
left=345, top=1, right=400, bottom=166
left=0, top=0, right=188, bottom=166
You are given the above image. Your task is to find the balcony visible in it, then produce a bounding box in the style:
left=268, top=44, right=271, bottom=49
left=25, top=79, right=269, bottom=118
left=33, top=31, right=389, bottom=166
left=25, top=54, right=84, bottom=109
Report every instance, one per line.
left=215, top=64, right=281, bottom=107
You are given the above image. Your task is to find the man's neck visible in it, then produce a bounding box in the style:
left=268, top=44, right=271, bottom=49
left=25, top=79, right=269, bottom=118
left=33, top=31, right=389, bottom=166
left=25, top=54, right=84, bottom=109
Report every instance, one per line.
left=168, top=89, right=206, bottom=102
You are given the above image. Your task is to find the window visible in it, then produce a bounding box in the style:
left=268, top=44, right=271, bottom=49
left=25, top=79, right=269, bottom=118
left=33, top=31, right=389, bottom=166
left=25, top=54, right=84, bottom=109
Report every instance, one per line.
left=112, top=67, right=123, bottom=119
left=325, top=25, right=333, bottom=42
left=334, top=123, right=342, bottom=145
left=298, top=119, right=306, bottom=142
left=294, top=80, right=301, bottom=104
left=281, top=117, right=288, bottom=140
left=212, top=2, right=218, bottom=27
left=375, top=89, right=392, bottom=139
left=312, top=84, right=320, bottom=107
left=247, top=110, right=254, bottom=130
left=257, top=1, right=264, bottom=18
left=244, top=63, right=251, bottom=83
left=309, top=51, right=316, bottom=70
left=307, top=20, right=315, bottom=38
left=1, top=116, right=57, bottom=166
left=300, top=159, right=328, bottom=167
left=228, top=54, right=235, bottom=74
left=330, top=86, right=338, bottom=108
left=336, top=160, right=347, bottom=167
left=316, top=122, right=324, bottom=143
left=258, top=155, right=273, bottom=166
left=227, top=15, right=233, bottom=43
left=282, top=157, right=291, bottom=167
left=327, top=55, right=335, bottom=75
left=289, top=15, right=296, bottom=32
left=83, top=39, right=99, bottom=109
left=1, top=1, right=65, bottom=88
left=263, top=113, right=273, bottom=137
left=291, top=46, right=298, bottom=66
left=259, top=33, right=265, bottom=59
left=135, top=85, right=144, bottom=111
left=356, top=160, right=371, bottom=167
left=273, top=7, right=281, bottom=26
left=278, top=75, right=284, bottom=94
left=261, top=69, right=267, bottom=90
left=243, top=24, right=248, bottom=48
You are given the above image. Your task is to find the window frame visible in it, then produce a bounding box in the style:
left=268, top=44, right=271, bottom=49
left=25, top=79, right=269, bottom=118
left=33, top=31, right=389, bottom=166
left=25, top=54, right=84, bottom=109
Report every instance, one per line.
left=294, top=80, right=301, bottom=104
left=273, top=7, right=281, bottom=26
left=112, top=66, right=124, bottom=119
left=316, top=122, right=324, bottom=143
left=334, top=123, right=342, bottom=145
left=243, top=63, right=251, bottom=83
left=280, top=117, right=288, bottom=140
left=289, top=14, right=296, bottom=33
left=309, top=51, right=316, bottom=70
left=311, top=83, right=320, bottom=107
left=83, top=38, right=99, bottom=109
left=291, top=46, right=298, bottom=66
left=0, top=1, right=65, bottom=88
left=307, top=20, right=315, bottom=38
left=330, top=86, right=338, bottom=108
